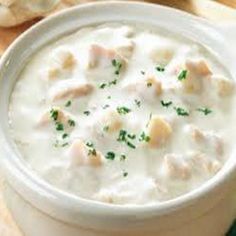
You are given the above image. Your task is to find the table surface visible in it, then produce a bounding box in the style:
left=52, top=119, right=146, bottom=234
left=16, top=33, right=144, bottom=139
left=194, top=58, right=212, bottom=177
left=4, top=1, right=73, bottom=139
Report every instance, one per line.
left=0, top=0, right=235, bottom=235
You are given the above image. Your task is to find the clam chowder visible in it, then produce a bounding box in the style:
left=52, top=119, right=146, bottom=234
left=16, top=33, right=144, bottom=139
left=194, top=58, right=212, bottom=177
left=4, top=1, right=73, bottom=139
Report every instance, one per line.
left=9, top=24, right=236, bottom=205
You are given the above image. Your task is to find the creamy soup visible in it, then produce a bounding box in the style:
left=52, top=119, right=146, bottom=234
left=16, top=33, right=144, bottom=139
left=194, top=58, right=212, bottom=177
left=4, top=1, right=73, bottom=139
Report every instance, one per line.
left=9, top=23, right=236, bottom=205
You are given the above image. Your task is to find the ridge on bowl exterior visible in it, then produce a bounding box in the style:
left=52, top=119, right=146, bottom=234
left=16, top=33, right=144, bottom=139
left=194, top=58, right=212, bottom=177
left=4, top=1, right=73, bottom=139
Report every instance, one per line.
left=0, top=1, right=235, bottom=236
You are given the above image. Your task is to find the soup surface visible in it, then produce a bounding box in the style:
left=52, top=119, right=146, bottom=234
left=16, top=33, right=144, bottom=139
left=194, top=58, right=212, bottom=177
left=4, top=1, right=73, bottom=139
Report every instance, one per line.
left=9, top=23, right=236, bottom=205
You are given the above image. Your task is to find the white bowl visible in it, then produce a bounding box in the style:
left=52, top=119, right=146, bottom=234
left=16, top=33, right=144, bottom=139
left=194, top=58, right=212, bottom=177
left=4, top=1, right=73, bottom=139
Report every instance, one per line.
left=0, top=1, right=235, bottom=236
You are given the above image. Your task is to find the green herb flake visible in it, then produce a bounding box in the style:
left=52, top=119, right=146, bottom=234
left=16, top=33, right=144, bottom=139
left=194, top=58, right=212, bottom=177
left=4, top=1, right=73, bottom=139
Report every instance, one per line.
left=174, top=107, right=189, bottom=116
left=117, top=106, right=131, bottom=115
left=103, top=104, right=110, bottom=109
left=107, top=96, right=111, bottom=99
left=156, top=66, right=165, bottom=72
left=55, top=122, right=64, bottom=131
left=117, top=130, right=136, bottom=149
left=178, top=69, right=188, bottom=81
left=68, top=119, right=76, bottom=127
left=86, top=142, right=96, bottom=156
left=134, top=99, right=141, bottom=108
left=139, top=131, right=150, bottom=142
left=83, top=110, right=91, bottom=116
left=127, top=141, right=136, bottom=149
left=88, top=148, right=97, bottom=156
left=161, top=100, right=173, bottom=108
left=127, top=134, right=136, bottom=140
left=141, top=71, right=146, bottom=75
left=54, top=140, right=68, bottom=148
left=65, top=100, right=72, bottom=107
left=99, top=83, right=107, bottom=89
left=50, top=108, right=59, bottom=121
left=103, top=126, right=109, bottom=132
left=108, top=79, right=117, bottom=86
left=62, top=133, right=68, bottom=139
left=196, top=107, right=212, bottom=115
left=112, top=59, right=123, bottom=75
left=146, top=113, right=153, bottom=127
left=123, top=171, right=128, bottom=177
left=86, top=142, right=94, bottom=148
left=61, top=142, right=69, bottom=147
left=117, top=130, right=127, bottom=142
left=120, top=154, right=126, bottom=161
left=105, top=152, right=116, bottom=160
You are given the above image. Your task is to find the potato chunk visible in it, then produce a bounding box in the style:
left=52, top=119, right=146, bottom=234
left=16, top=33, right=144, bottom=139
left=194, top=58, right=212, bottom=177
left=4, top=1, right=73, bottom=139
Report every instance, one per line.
left=189, top=152, right=221, bottom=175
left=181, top=59, right=212, bottom=93
left=212, top=75, right=235, bottom=97
left=102, top=110, right=123, bottom=133
left=164, top=154, right=191, bottom=180
left=37, top=107, right=73, bottom=127
left=47, top=47, right=76, bottom=80
left=187, top=125, right=224, bottom=157
left=49, top=80, right=94, bottom=101
left=115, top=41, right=135, bottom=59
left=185, top=59, right=212, bottom=76
left=88, top=44, right=126, bottom=70
left=146, top=76, right=162, bottom=96
left=147, top=116, right=172, bottom=148
left=68, top=139, right=103, bottom=167
left=124, top=76, right=162, bottom=97
left=150, top=45, right=175, bottom=65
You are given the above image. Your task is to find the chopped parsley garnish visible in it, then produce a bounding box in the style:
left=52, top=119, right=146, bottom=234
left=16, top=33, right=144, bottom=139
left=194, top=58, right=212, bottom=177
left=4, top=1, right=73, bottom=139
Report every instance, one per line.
left=127, top=141, right=136, bottom=149
left=141, top=70, right=146, bottom=75
left=112, top=59, right=122, bottom=75
left=103, top=104, right=110, bottom=109
left=65, top=100, right=72, bottom=107
left=139, top=131, right=150, bottom=143
left=134, top=99, right=141, bottom=108
left=88, top=148, right=97, bottom=156
left=109, top=79, right=117, bottom=86
left=68, top=119, right=76, bottom=127
left=83, top=110, right=90, bottom=116
left=178, top=69, right=188, bottom=81
left=86, top=142, right=94, bottom=148
left=196, top=107, right=212, bottom=115
left=55, top=122, right=64, bottom=131
left=54, top=140, right=69, bottom=148
left=61, top=142, right=69, bottom=147
left=107, top=96, right=111, bottom=99
left=117, top=130, right=127, bottom=142
left=86, top=142, right=97, bottom=156
left=99, top=79, right=117, bottom=89
left=120, top=154, right=126, bottom=161
left=156, top=66, right=165, bottom=72
left=99, top=83, right=106, bottom=89
left=123, top=171, right=128, bottom=177
left=117, top=106, right=131, bottom=115
left=117, top=130, right=136, bottom=149
left=127, top=134, right=136, bottom=140
left=50, top=108, right=58, bottom=121
left=105, top=152, right=116, bottom=160
left=161, top=100, right=173, bottom=108
left=174, top=107, right=189, bottom=116
left=62, top=133, right=68, bottom=139
left=147, top=82, right=153, bottom=87
left=146, top=113, right=153, bottom=127
left=103, top=126, right=109, bottom=132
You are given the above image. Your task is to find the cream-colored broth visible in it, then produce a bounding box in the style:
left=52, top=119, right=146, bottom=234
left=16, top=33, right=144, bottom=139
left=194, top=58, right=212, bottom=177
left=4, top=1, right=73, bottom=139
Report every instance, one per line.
left=9, top=23, right=236, bottom=205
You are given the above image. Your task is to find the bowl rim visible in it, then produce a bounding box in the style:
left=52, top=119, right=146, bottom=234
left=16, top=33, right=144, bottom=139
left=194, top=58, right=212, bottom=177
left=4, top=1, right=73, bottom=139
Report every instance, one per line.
left=0, top=0, right=235, bottom=219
